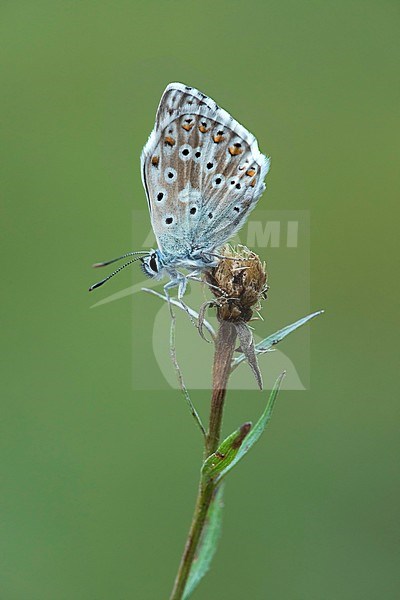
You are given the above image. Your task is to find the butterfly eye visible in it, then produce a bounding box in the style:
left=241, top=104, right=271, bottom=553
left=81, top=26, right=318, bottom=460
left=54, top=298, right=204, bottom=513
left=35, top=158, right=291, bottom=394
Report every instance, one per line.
left=149, top=254, right=158, bottom=273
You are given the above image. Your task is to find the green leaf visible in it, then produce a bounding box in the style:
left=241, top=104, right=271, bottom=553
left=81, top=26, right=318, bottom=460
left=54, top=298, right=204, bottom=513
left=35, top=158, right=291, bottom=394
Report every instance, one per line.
left=231, top=310, right=324, bottom=371
left=202, top=423, right=252, bottom=482
left=183, top=484, right=224, bottom=600
left=202, top=372, right=285, bottom=483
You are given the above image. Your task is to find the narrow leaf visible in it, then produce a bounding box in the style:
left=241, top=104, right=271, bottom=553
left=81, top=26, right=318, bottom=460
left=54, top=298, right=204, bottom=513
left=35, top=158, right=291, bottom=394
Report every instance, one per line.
left=202, top=423, right=252, bottom=482
left=202, top=372, right=285, bottom=483
left=183, top=484, right=224, bottom=600
left=231, top=310, right=324, bottom=371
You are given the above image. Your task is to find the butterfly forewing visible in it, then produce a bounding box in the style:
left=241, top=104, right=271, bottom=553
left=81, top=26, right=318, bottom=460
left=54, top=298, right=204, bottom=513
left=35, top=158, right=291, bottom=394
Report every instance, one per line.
left=141, top=83, right=270, bottom=259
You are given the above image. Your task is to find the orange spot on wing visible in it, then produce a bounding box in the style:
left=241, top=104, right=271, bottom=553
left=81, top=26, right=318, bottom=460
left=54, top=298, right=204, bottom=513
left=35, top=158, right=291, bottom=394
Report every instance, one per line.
left=151, top=156, right=159, bottom=167
left=229, top=145, right=243, bottom=156
left=199, top=124, right=209, bottom=133
left=250, top=178, right=256, bottom=187
left=182, top=123, right=194, bottom=131
left=213, top=134, right=225, bottom=143
left=164, top=136, right=175, bottom=146
left=246, top=168, right=256, bottom=177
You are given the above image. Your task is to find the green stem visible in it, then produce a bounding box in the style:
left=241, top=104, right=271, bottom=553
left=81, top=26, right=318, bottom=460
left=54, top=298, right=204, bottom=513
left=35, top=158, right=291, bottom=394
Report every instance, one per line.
left=169, top=321, right=237, bottom=600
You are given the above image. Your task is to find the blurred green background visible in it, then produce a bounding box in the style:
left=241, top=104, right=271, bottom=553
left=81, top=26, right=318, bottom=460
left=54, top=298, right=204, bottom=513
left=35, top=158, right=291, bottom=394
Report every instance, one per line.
left=1, top=1, right=399, bottom=598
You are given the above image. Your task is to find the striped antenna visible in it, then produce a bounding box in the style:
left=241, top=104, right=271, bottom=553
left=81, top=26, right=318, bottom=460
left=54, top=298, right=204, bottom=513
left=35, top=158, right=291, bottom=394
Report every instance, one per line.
left=89, top=255, right=146, bottom=291
left=92, top=251, right=149, bottom=268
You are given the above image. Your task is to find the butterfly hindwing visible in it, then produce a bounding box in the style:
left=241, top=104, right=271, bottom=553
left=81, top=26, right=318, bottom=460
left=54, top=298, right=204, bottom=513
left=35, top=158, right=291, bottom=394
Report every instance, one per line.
left=141, top=83, right=270, bottom=257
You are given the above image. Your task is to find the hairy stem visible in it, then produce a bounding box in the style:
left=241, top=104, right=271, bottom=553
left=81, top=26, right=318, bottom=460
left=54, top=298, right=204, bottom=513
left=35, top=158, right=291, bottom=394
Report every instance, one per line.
left=169, top=320, right=237, bottom=600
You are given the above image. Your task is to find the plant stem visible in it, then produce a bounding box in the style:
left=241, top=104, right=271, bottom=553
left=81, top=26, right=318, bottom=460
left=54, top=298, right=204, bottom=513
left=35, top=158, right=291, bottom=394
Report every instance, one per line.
left=170, top=314, right=206, bottom=438
left=206, top=321, right=237, bottom=456
left=169, top=479, right=215, bottom=600
left=169, top=320, right=237, bottom=600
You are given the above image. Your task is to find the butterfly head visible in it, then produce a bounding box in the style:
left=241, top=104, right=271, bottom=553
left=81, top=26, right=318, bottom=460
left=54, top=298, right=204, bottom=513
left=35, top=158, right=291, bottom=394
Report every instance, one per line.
left=140, top=249, right=164, bottom=279
left=89, top=249, right=161, bottom=292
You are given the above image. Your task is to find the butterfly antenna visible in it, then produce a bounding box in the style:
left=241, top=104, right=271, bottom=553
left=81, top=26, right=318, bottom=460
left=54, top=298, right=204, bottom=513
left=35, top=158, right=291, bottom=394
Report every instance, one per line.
left=92, top=251, right=149, bottom=268
left=89, top=256, right=144, bottom=291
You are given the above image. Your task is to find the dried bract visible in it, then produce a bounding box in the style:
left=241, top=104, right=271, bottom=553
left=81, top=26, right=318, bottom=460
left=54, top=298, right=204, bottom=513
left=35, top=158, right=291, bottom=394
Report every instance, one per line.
left=204, top=245, right=268, bottom=322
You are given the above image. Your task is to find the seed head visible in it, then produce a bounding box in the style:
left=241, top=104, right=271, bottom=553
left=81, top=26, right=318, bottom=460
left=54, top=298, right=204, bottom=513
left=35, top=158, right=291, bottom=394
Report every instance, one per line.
left=205, top=245, right=268, bottom=322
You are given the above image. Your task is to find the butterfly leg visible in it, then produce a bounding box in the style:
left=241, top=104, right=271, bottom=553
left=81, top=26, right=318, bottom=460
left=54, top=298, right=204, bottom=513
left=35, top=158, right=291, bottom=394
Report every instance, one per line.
left=177, top=275, right=200, bottom=327
left=163, top=273, right=186, bottom=301
left=168, top=272, right=199, bottom=327
left=163, top=274, right=196, bottom=326
left=163, top=277, right=180, bottom=318
left=187, top=274, right=228, bottom=298
left=177, top=275, right=188, bottom=301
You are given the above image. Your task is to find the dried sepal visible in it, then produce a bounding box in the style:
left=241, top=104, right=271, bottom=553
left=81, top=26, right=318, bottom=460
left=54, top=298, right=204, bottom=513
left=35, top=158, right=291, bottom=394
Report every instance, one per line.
left=203, top=245, right=268, bottom=388
left=204, top=245, right=267, bottom=323
left=235, top=321, right=263, bottom=390
left=198, top=300, right=217, bottom=343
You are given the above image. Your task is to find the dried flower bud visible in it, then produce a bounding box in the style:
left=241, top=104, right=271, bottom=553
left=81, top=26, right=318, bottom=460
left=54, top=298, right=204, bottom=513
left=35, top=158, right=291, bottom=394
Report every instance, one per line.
left=204, top=245, right=268, bottom=322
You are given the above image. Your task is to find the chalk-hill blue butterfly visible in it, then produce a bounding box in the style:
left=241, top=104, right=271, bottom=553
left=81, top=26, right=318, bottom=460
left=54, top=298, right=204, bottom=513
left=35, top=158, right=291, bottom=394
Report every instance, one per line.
left=89, top=83, right=270, bottom=298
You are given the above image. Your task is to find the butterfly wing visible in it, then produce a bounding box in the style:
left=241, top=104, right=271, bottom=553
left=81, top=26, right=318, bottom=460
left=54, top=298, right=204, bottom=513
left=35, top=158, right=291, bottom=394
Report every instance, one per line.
left=141, top=83, right=270, bottom=259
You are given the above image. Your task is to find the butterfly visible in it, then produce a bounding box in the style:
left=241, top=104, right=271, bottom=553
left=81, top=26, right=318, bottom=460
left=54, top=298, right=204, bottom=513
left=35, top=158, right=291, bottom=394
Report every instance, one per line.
left=89, top=83, right=270, bottom=299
